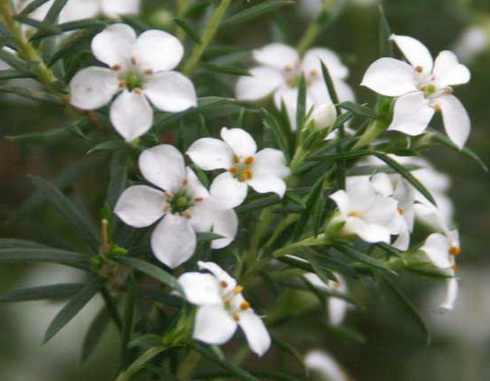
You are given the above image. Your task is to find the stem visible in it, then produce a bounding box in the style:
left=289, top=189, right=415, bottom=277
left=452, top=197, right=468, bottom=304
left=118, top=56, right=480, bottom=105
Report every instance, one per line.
left=115, top=346, right=166, bottom=381
left=272, top=234, right=329, bottom=259
left=176, top=350, right=202, bottom=380
left=352, top=118, right=388, bottom=150
left=0, top=0, right=56, bottom=85
left=297, top=0, right=338, bottom=55
left=175, top=0, right=190, bottom=42
left=243, top=209, right=274, bottom=271
left=182, top=0, right=232, bottom=76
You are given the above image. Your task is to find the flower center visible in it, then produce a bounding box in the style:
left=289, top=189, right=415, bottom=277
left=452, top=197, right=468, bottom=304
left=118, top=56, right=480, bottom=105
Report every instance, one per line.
left=125, top=73, right=144, bottom=91
left=166, top=190, right=194, bottom=216
left=229, top=155, right=255, bottom=182
left=220, top=283, right=250, bottom=322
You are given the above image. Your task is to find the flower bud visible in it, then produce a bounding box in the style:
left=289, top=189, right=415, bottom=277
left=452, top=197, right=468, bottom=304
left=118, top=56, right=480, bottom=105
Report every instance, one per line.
left=309, top=103, right=337, bottom=130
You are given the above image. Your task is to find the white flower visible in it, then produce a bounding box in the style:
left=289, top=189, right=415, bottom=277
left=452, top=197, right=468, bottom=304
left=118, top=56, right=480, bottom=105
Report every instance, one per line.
left=69, top=24, right=197, bottom=142
left=178, top=261, right=271, bottom=356
left=235, top=43, right=354, bottom=130
left=454, top=26, right=488, bottom=63
left=186, top=127, right=290, bottom=208
left=309, top=103, right=337, bottom=131
left=303, top=273, right=351, bottom=325
left=419, top=230, right=460, bottom=312
left=330, top=176, right=403, bottom=243
left=114, top=145, right=237, bottom=269
left=371, top=173, right=415, bottom=251
left=304, top=350, right=350, bottom=381
left=361, top=34, right=471, bottom=148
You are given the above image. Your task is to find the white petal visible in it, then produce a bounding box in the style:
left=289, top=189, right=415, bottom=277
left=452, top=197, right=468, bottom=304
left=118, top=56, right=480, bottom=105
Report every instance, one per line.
left=210, top=208, right=238, bottom=249
left=114, top=185, right=165, bottom=228
left=329, top=190, right=350, bottom=218
left=238, top=309, right=271, bottom=356
left=91, top=23, right=136, bottom=69
left=185, top=167, right=209, bottom=200
left=247, top=176, right=287, bottom=198
left=69, top=67, right=118, bottom=110
left=329, top=297, right=348, bottom=326
left=345, top=177, right=376, bottom=212
left=253, top=148, right=290, bottom=179
left=220, top=127, right=257, bottom=157
left=305, top=351, right=348, bottom=381
left=110, top=90, right=153, bottom=142
left=437, top=278, right=459, bottom=313
left=133, top=30, right=183, bottom=72
left=186, top=138, right=233, bottom=170
left=198, top=261, right=237, bottom=291
left=193, top=305, right=237, bottom=345
left=420, top=233, right=452, bottom=269
left=388, top=92, right=435, bottom=136
left=151, top=214, right=196, bottom=268
left=139, top=144, right=186, bottom=192
left=371, top=173, right=394, bottom=197
left=235, top=66, right=284, bottom=101
left=189, top=198, right=216, bottom=233
left=344, top=218, right=391, bottom=243
left=209, top=172, right=248, bottom=209
left=178, top=272, right=222, bottom=305
left=360, top=58, right=417, bottom=97
left=391, top=34, right=434, bottom=72
left=253, top=43, right=300, bottom=71
left=309, top=103, right=337, bottom=130
left=365, top=195, right=402, bottom=234
left=392, top=226, right=410, bottom=251
left=144, top=71, right=197, bottom=112
left=101, top=0, right=140, bottom=17
left=436, top=94, right=471, bottom=149
left=60, top=0, right=99, bottom=23
left=302, top=48, right=349, bottom=79
left=433, top=51, right=471, bottom=88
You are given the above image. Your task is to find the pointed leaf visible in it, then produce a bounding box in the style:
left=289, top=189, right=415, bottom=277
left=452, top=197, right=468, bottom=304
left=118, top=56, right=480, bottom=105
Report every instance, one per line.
left=81, top=307, right=110, bottom=362
left=1, top=283, right=84, bottom=302
left=221, top=1, right=293, bottom=27
left=0, top=247, right=91, bottom=270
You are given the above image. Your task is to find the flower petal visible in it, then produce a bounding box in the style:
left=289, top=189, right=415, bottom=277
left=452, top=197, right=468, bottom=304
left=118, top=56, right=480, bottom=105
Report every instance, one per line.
left=186, top=138, right=233, bottom=170
left=360, top=58, right=417, bottom=96
left=388, top=92, right=435, bottom=136
left=329, top=190, right=350, bottom=218
left=101, top=0, right=140, bottom=17
left=253, top=148, right=290, bottom=179
left=253, top=43, right=300, bottom=71
left=114, top=185, right=165, bottom=228
left=209, top=172, right=248, bottom=209
left=133, top=30, right=183, bottom=72
left=144, top=71, right=197, bottom=112
left=235, top=66, right=284, bottom=101
left=151, top=214, right=196, bottom=268
left=238, top=309, right=271, bottom=356
left=247, top=176, right=287, bottom=198
left=345, top=177, right=376, bottom=212
left=220, top=127, right=257, bottom=157
left=198, top=261, right=237, bottom=291
left=91, top=23, right=136, bottom=69
left=210, top=208, right=238, bottom=249
left=69, top=67, right=119, bottom=110
left=185, top=167, right=209, bottom=199
left=365, top=195, right=402, bottom=234
left=193, top=305, right=237, bottom=345
left=420, top=233, right=452, bottom=269
left=139, top=144, right=186, bottom=192
left=305, top=351, right=348, bottom=381
left=178, top=272, right=222, bottom=306
left=433, top=50, right=471, bottom=88
left=370, top=173, right=394, bottom=197
left=302, top=47, right=349, bottom=79
left=436, top=94, right=471, bottom=149
left=391, top=34, right=433, bottom=72
left=110, top=90, right=153, bottom=142
left=344, top=218, right=391, bottom=243
left=437, top=278, right=459, bottom=313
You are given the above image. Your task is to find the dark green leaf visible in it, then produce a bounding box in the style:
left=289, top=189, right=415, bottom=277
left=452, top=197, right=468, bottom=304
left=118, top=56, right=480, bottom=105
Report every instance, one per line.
left=292, top=175, right=325, bottom=240
left=0, top=69, right=33, bottom=80
left=48, top=28, right=99, bottom=66
left=271, top=337, right=307, bottom=374
left=379, top=5, right=393, bottom=57
left=174, top=17, right=202, bottom=44
left=107, top=150, right=129, bottom=209
left=296, top=75, right=307, bottom=134
left=44, top=277, right=105, bottom=343
left=236, top=194, right=282, bottom=214
left=1, top=283, right=83, bottom=302
left=0, top=239, right=49, bottom=249
left=29, top=175, right=100, bottom=252
left=19, top=0, right=51, bottom=16
left=115, top=256, right=182, bottom=293
left=196, top=232, right=224, bottom=242
left=338, top=101, right=377, bottom=119
left=0, top=247, right=91, bottom=270
left=335, top=245, right=396, bottom=274
left=81, top=307, right=110, bottom=362
left=347, top=164, right=421, bottom=176
left=0, top=85, right=63, bottom=104
left=221, top=1, right=293, bottom=27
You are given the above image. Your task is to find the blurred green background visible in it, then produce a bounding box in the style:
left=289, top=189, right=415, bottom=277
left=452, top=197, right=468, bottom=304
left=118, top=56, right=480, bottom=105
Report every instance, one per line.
left=0, top=0, right=489, bottom=380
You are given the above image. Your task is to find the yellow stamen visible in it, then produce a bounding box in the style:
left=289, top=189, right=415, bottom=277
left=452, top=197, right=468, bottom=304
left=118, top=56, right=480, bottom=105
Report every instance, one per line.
left=133, top=88, right=143, bottom=95
left=398, top=207, right=405, bottom=215
left=184, top=210, right=192, bottom=218
left=449, top=246, right=461, bottom=256
left=229, top=166, right=239, bottom=174
left=240, top=301, right=250, bottom=310
left=452, top=264, right=458, bottom=271
left=220, top=281, right=228, bottom=288
left=144, top=68, right=154, bottom=75
left=233, top=154, right=241, bottom=163
left=415, top=66, right=424, bottom=73
left=232, top=313, right=240, bottom=322
left=119, top=80, right=127, bottom=89
left=348, top=211, right=362, bottom=218
left=244, top=156, right=255, bottom=165
left=444, top=87, right=453, bottom=94
left=182, top=178, right=188, bottom=186
left=433, top=104, right=441, bottom=112
left=330, top=281, right=341, bottom=290
left=233, top=285, right=244, bottom=294
left=112, top=64, right=122, bottom=71
left=239, top=169, right=253, bottom=182
left=195, top=197, right=203, bottom=202
left=419, top=85, right=427, bottom=91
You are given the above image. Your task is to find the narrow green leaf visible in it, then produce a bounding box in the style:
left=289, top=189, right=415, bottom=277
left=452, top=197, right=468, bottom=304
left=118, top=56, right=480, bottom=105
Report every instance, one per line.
left=335, top=245, right=396, bottom=274
left=115, top=256, right=182, bottom=293
left=0, top=85, right=63, bottom=104
left=0, top=69, right=32, bottom=80
left=107, top=150, right=129, bottom=209
left=0, top=248, right=91, bottom=270
left=29, top=175, right=100, bottom=252
left=262, top=109, right=294, bottom=161
left=87, top=140, right=125, bottom=155
left=221, top=1, right=293, bottom=27
left=44, top=277, right=105, bottom=343
left=19, top=0, right=51, bottom=16
left=236, top=194, right=281, bottom=214
left=292, top=175, right=325, bottom=240
left=191, top=343, right=260, bottom=381
left=372, top=152, right=437, bottom=205
left=81, top=307, right=110, bottom=362
left=378, top=5, right=393, bottom=57
left=201, top=62, right=250, bottom=76
left=381, top=275, right=431, bottom=345
left=174, top=17, right=202, bottom=44
left=271, top=337, right=307, bottom=374
left=42, top=0, right=69, bottom=25
left=303, top=249, right=336, bottom=285
left=48, top=28, right=99, bottom=66
left=338, top=101, right=377, bottom=119
left=320, top=61, right=339, bottom=106
left=1, top=283, right=83, bottom=302
left=347, top=164, right=421, bottom=176
left=0, top=239, right=49, bottom=249
left=196, top=232, right=224, bottom=242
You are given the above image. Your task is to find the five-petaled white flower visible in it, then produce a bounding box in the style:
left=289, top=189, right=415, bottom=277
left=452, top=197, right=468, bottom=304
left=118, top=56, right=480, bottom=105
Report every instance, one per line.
left=235, top=43, right=354, bottom=130
left=70, top=24, right=197, bottom=142
left=115, top=145, right=237, bottom=269
left=420, top=229, right=460, bottom=312
left=329, top=176, right=403, bottom=243
left=361, top=34, right=471, bottom=148
left=187, top=127, right=290, bottom=208
left=178, top=261, right=271, bottom=356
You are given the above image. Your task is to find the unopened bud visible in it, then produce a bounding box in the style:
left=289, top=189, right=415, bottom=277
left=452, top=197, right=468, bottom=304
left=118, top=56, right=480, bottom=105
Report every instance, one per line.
left=309, top=103, right=337, bottom=130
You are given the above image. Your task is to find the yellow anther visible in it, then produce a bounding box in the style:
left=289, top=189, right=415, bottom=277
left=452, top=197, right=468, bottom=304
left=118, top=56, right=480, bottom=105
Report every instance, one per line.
left=244, top=156, right=255, bottom=165
left=233, top=285, right=244, bottom=294
left=229, top=166, right=239, bottom=174
left=133, top=88, right=143, bottom=95
left=232, top=313, right=240, bottom=322
left=220, top=281, right=228, bottom=288
left=449, top=246, right=461, bottom=256
left=119, top=80, right=127, bottom=89
left=240, top=301, right=250, bottom=310
left=330, top=281, right=341, bottom=290
left=112, top=64, right=122, bottom=71
left=452, top=264, right=458, bottom=271
left=415, top=66, right=424, bottom=73
left=310, top=69, right=319, bottom=78
left=284, top=65, right=293, bottom=72
left=233, top=154, right=241, bottom=163
left=419, top=85, right=427, bottom=91
left=184, top=210, right=192, bottom=219
left=195, top=197, right=203, bottom=202
left=239, top=169, right=253, bottom=182
left=398, top=207, right=405, bottom=215
left=444, top=87, right=453, bottom=94
left=182, top=178, right=188, bottom=186
left=433, top=104, right=441, bottom=112
left=348, top=211, right=362, bottom=218
left=144, top=68, right=154, bottom=75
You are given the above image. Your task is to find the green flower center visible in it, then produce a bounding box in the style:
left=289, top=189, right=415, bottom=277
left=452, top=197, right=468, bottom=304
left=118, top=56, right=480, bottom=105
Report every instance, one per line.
left=126, top=73, right=144, bottom=91
left=169, top=191, right=194, bottom=214
left=424, top=84, right=437, bottom=96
